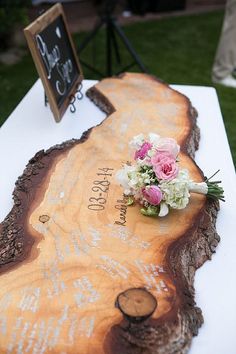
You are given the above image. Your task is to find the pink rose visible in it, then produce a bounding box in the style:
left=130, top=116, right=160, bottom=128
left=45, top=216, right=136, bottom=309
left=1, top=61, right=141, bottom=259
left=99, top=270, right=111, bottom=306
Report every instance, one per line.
left=142, top=185, right=162, bottom=205
left=156, top=138, right=180, bottom=158
left=135, top=142, right=152, bottom=160
left=151, top=151, right=178, bottom=181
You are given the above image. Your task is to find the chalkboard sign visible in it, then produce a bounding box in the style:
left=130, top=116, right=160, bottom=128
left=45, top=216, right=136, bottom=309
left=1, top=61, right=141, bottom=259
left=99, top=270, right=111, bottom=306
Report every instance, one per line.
left=24, top=3, right=83, bottom=122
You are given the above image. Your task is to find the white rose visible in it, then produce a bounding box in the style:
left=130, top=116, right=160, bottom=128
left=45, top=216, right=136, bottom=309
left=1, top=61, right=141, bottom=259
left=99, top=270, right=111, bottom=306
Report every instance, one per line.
left=156, top=137, right=180, bottom=158
left=159, top=202, right=169, bottom=217
left=148, top=133, right=161, bottom=145
left=116, top=164, right=137, bottom=195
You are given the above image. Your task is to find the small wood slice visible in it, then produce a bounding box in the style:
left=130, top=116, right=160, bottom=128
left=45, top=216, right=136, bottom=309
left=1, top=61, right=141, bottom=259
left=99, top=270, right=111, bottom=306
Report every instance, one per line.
left=116, top=288, right=157, bottom=323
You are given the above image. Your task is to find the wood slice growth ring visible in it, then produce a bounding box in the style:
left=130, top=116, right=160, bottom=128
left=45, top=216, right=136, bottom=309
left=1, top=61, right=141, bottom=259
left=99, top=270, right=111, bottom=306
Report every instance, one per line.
left=116, top=288, right=157, bottom=323
left=0, top=73, right=220, bottom=354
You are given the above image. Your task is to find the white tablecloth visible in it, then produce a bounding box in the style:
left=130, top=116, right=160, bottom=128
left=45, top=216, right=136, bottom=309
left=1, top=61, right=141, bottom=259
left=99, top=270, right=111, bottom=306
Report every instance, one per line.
left=0, top=79, right=236, bottom=354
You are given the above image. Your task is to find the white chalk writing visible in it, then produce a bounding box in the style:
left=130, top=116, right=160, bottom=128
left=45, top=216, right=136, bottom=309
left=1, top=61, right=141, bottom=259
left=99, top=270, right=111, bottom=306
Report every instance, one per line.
left=18, top=287, right=40, bottom=313
left=41, top=260, right=66, bottom=298
left=73, top=276, right=100, bottom=307
left=36, top=35, right=60, bottom=80
left=36, top=34, right=73, bottom=96
left=107, top=224, right=150, bottom=250
left=0, top=315, right=7, bottom=335
left=88, top=227, right=101, bottom=247
left=0, top=293, right=12, bottom=312
left=135, top=259, right=168, bottom=293
left=96, top=255, right=130, bottom=279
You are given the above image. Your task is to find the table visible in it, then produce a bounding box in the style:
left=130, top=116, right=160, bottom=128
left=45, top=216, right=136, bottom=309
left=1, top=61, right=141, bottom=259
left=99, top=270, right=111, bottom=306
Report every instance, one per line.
left=0, top=79, right=236, bottom=354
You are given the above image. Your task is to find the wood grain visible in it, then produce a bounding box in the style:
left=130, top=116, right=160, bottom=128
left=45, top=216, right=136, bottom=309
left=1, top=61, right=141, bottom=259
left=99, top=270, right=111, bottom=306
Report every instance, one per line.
left=0, top=73, right=219, bottom=354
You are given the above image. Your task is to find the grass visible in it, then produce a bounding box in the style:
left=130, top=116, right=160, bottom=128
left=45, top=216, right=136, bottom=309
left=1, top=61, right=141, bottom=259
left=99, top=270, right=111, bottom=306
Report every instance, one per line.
left=0, top=10, right=236, bottom=165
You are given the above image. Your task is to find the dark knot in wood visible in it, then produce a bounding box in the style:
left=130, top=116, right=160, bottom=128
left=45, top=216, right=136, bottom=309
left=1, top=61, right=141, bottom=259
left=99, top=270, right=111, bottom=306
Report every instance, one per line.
left=116, top=287, right=157, bottom=324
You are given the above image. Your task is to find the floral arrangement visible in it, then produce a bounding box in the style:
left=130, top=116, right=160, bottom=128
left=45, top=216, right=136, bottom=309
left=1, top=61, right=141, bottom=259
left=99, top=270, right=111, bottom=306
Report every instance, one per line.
left=116, top=133, right=224, bottom=217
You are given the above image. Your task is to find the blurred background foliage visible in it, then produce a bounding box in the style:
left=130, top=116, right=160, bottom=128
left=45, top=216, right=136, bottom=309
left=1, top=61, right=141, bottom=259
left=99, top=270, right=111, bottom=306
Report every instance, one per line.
left=0, top=0, right=31, bottom=50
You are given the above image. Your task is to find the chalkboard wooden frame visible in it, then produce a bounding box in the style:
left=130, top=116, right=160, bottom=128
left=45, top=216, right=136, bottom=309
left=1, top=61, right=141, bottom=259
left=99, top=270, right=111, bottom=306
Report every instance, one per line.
left=24, top=3, right=83, bottom=122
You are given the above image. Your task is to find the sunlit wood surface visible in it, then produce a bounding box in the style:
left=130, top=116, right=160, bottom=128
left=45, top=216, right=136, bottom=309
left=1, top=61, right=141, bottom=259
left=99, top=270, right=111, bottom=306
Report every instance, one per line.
left=0, top=73, right=205, bottom=353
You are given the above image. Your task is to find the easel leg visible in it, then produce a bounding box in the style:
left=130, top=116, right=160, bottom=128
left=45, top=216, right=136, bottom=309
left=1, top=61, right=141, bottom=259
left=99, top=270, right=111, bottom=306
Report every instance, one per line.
left=113, top=20, right=147, bottom=73
left=106, top=20, right=112, bottom=77
left=78, top=20, right=104, bottom=53
left=110, top=20, right=121, bottom=65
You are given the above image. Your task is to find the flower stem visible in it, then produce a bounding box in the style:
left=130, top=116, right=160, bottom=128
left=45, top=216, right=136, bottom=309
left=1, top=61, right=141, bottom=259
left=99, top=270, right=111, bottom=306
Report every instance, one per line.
left=204, top=170, right=225, bottom=202
left=205, top=169, right=220, bottom=182
left=206, top=181, right=225, bottom=201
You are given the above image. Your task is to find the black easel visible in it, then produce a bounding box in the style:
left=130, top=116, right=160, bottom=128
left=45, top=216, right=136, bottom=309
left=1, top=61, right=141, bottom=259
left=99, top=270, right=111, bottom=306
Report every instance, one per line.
left=77, top=0, right=147, bottom=77
left=44, top=83, right=83, bottom=114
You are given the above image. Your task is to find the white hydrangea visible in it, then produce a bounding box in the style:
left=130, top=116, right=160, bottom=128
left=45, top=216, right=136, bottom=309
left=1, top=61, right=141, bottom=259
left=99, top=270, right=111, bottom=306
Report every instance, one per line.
left=159, top=169, right=191, bottom=210
left=129, top=134, right=145, bottom=150
left=127, top=169, right=140, bottom=189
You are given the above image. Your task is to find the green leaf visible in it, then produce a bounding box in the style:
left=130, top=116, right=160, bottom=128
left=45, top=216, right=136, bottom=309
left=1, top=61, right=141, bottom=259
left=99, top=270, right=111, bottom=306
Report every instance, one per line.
left=127, top=197, right=134, bottom=206
left=141, top=206, right=158, bottom=217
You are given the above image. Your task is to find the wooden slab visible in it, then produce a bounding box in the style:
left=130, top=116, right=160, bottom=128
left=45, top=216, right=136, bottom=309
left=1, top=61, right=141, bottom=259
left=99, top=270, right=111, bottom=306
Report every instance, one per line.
left=0, top=73, right=219, bottom=354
